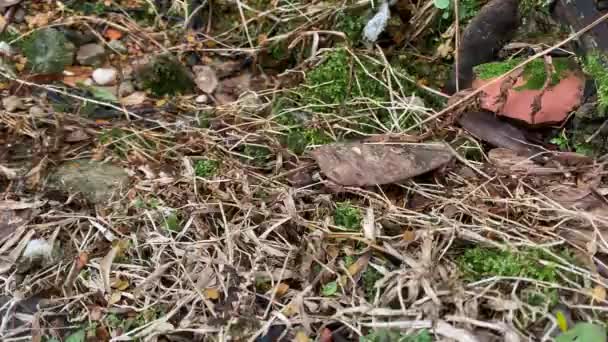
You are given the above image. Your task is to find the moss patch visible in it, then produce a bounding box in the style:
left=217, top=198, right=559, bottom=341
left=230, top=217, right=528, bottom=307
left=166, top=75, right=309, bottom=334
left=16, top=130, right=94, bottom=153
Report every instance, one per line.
left=583, top=52, right=608, bottom=115
left=334, top=201, right=362, bottom=231
left=474, top=57, right=573, bottom=90
left=458, top=247, right=558, bottom=282
left=135, top=54, right=195, bottom=96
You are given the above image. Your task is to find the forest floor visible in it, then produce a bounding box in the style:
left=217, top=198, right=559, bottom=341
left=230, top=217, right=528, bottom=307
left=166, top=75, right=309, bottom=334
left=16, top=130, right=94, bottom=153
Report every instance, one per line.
left=1, top=0, right=608, bottom=341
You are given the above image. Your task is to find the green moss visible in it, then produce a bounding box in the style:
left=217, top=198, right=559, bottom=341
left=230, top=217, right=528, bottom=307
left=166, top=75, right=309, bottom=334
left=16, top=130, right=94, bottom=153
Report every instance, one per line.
left=194, top=159, right=219, bottom=178
left=361, top=329, right=432, bottom=342
left=519, top=0, right=551, bottom=16
left=303, top=49, right=387, bottom=106
left=243, top=144, right=271, bottom=166
left=136, top=54, right=195, bottom=96
left=474, top=57, right=572, bottom=90
left=362, top=267, right=382, bottom=300
left=458, top=247, right=558, bottom=282
left=334, top=202, right=362, bottom=231
left=286, top=128, right=332, bottom=155
left=334, top=10, right=367, bottom=43
left=583, top=52, right=608, bottom=115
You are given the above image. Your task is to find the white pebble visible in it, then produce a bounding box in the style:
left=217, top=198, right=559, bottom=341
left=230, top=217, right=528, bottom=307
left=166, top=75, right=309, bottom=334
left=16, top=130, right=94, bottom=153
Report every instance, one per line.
left=92, top=68, right=118, bottom=86
left=195, top=94, right=208, bottom=104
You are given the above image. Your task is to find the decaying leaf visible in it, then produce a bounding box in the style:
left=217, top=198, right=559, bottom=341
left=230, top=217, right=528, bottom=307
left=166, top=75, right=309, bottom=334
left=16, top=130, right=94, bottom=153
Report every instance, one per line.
left=62, top=66, right=93, bottom=87
left=120, top=91, right=147, bottom=106
left=311, top=142, right=453, bottom=186
left=193, top=65, right=219, bottom=94
left=346, top=252, right=371, bottom=278
left=458, top=112, right=540, bottom=156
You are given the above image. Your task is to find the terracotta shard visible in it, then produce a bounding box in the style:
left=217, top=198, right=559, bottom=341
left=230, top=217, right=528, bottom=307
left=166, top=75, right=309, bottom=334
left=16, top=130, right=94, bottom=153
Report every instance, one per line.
left=310, top=142, right=453, bottom=186
left=472, top=69, right=585, bottom=125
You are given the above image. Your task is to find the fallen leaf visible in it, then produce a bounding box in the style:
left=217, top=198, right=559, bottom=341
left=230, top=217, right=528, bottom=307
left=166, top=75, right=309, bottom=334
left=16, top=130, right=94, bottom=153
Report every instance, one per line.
left=275, top=283, right=290, bottom=297
left=64, top=128, right=89, bottom=142
left=205, top=288, right=220, bottom=300
left=89, top=86, right=118, bottom=102
left=311, top=142, right=453, bottom=186
left=193, top=65, right=219, bottom=94
left=111, top=277, right=130, bottom=291
left=104, top=28, right=123, bottom=40
left=362, top=207, right=376, bottom=242
left=63, top=66, right=93, bottom=87
left=347, top=252, right=371, bottom=277
left=458, top=111, right=540, bottom=156
left=591, top=285, right=606, bottom=302
left=295, top=331, right=310, bottom=342
left=403, top=230, right=417, bottom=242
left=556, top=322, right=606, bottom=342
left=120, top=91, right=146, bottom=106
left=108, top=291, right=121, bottom=305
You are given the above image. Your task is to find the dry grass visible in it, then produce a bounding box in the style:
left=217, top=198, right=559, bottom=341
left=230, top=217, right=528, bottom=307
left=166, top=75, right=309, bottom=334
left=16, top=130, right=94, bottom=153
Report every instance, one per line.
left=1, top=0, right=608, bottom=341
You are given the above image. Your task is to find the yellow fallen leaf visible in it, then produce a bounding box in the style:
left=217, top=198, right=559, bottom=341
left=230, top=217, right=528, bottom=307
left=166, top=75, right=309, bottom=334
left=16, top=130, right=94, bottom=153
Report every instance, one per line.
left=275, top=283, right=289, bottom=297
left=555, top=310, right=569, bottom=332
left=156, top=99, right=167, bottom=107
left=282, top=303, right=298, bottom=317
left=205, top=288, right=219, bottom=300
left=295, top=331, right=310, bottom=342
left=108, top=291, right=122, bottom=305
left=347, top=253, right=371, bottom=277
left=111, top=278, right=130, bottom=291
left=591, top=285, right=606, bottom=302
left=403, top=230, right=416, bottom=242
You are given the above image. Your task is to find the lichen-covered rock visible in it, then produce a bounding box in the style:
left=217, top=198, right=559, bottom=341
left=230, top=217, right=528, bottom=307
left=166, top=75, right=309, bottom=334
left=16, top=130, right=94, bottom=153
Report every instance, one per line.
left=22, top=28, right=75, bottom=74
left=46, top=160, right=129, bottom=204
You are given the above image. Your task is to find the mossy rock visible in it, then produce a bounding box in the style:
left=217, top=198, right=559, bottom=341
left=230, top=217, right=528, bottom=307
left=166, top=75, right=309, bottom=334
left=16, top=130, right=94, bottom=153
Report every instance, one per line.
left=135, top=54, right=195, bottom=96
left=46, top=160, right=129, bottom=204
left=21, top=28, right=75, bottom=74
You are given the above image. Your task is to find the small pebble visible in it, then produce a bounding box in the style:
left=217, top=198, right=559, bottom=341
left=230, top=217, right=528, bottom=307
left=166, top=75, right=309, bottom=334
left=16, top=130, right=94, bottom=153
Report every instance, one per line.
left=0, top=41, right=12, bottom=55
left=92, top=68, right=118, bottom=86
left=76, top=43, right=106, bottom=66
left=29, top=106, right=45, bottom=117
left=195, top=94, right=208, bottom=104
left=118, top=81, right=135, bottom=97
left=2, top=96, right=24, bottom=112
left=13, top=7, right=25, bottom=24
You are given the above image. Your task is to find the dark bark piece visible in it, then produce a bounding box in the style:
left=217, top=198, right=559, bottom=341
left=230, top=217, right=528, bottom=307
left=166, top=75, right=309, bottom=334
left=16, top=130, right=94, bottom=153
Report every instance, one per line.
left=552, top=0, right=608, bottom=56
left=444, top=0, right=520, bottom=95
left=457, top=111, right=543, bottom=155
left=310, top=142, right=453, bottom=186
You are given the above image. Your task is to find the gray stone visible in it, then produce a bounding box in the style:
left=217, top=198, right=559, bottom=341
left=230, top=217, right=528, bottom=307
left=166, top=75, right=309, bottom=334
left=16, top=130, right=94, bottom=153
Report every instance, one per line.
left=0, top=41, right=12, bottom=55
left=76, top=44, right=106, bottom=66
left=46, top=160, right=129, bottom=204
left=13, top=7, right=25, bottom=23
left=2, top=96, right=24, bottom=112
left=118, top=81, right=135, bottom=97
